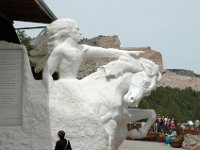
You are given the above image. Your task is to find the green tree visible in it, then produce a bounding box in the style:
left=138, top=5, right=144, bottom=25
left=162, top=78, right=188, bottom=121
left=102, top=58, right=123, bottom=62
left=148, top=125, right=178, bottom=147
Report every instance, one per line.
left=139, top=86, right=200, bottom=122
left=16, top=30, right=33, bottom=53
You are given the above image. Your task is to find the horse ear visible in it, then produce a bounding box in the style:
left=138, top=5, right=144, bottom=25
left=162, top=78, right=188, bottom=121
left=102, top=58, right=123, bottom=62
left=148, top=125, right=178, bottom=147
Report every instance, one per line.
left=141, top=60, right=153, bottom=76
left=157, top=72, right=162, bottom=82
left=141, top=59, right=159, bottom=76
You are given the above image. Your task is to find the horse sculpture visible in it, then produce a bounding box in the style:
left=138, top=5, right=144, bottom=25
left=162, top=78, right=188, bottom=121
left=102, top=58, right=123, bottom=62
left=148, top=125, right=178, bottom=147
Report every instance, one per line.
left=80, top=57, right=161, bottom=149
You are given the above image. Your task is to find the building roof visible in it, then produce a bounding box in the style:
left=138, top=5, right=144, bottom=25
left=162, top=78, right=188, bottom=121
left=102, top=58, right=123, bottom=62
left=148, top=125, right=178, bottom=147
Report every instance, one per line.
left=0, top=0, right=57, bottom=23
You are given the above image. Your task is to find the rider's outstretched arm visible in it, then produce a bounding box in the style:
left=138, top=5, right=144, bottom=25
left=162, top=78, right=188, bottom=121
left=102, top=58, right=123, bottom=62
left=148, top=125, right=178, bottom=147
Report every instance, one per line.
left=82, top=44, right=143, bottom=59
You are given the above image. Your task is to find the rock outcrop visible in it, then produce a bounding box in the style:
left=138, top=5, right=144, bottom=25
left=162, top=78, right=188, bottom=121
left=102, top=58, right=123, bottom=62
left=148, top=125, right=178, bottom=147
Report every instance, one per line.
left=182, top=134, right=200, bottom=150
left=81, top=35, right=121, bottom=48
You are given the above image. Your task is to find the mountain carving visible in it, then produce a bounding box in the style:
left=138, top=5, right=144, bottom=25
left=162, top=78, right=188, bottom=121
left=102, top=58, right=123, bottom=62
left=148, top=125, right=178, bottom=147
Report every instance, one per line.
left=78, top=35, right=200, bottom=91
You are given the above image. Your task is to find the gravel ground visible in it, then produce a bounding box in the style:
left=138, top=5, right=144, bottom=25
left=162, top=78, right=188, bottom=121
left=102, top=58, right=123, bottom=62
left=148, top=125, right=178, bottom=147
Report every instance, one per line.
left=119, top=140, right=184, bottom=150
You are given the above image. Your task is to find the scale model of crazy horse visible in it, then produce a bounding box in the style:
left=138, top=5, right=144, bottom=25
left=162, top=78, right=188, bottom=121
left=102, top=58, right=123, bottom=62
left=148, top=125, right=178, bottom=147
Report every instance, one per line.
left=30, top=18, right=161, bottom=150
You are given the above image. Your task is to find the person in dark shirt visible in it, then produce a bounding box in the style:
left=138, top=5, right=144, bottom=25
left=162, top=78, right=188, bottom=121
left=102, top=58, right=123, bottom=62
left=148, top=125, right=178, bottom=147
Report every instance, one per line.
left=55, top=130, right=72, bottom=150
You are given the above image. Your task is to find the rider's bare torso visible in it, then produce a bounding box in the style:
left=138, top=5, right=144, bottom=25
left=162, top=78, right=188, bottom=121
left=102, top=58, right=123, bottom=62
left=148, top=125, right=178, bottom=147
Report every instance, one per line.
left=53, top=41, right=86, bottom=79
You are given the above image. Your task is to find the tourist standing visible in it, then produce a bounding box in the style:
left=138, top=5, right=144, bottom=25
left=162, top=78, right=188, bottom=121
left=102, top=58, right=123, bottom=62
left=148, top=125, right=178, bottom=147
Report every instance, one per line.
left=166, top=118, right=171, bottom=133
left=55, top=130, right=72, bottom=150
left=170, top=117, right=176, bottom=130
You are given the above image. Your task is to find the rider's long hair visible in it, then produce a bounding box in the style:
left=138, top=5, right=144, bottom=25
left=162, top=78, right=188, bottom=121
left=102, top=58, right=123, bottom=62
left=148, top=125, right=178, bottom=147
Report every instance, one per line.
left=47, top=18, right=78, bottom=53
left=29, top=18, right=79, bottom=72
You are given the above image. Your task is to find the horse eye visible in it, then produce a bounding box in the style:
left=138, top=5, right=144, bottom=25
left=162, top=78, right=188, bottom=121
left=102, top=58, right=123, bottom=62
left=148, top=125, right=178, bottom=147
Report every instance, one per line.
left=143, top=81, right=150, bottom=89
left=131, top=97, right=135, bottom=100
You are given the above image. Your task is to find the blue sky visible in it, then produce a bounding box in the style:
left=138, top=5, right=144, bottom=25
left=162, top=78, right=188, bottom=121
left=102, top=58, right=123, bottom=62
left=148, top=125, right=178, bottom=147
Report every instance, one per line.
left=14, top=0, right=200, bottom=74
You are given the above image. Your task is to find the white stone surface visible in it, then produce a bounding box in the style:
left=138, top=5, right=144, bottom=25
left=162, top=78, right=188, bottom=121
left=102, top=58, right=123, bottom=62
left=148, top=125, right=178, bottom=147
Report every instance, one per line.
left=0, top=41, right=51, bottom=150
left=50, top=79, right=108, bottom=150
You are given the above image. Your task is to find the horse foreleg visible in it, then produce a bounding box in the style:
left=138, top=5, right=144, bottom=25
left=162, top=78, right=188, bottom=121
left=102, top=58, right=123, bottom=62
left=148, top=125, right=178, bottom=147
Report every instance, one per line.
left=126, top=108, right=156, bottom=139
left=102, top=119, right=117, bottom=150
left=100, top=112, right=117, bottom=150
left=101, top=111, right=112, bottom=124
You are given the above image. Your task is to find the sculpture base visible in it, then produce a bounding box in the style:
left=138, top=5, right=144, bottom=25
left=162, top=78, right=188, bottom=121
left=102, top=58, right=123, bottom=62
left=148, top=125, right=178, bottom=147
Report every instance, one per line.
left=49, top=79, right=108, bottom=150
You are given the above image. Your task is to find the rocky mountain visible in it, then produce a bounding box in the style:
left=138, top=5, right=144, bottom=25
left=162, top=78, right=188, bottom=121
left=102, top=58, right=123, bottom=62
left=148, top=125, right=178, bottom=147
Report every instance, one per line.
left=79, top=35, right=200, bottom=91
left=81, top=35, right=121, bottom=49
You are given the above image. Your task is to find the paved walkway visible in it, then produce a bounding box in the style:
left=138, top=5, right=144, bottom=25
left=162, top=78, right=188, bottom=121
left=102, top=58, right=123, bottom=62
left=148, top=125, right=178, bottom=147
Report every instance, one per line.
left=119, top=140, right=184, bottom=150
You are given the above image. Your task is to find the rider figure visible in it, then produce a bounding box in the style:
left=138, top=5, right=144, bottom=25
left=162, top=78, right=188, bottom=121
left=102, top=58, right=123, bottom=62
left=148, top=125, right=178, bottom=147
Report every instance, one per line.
left=42, top=18, right=142, bottom=89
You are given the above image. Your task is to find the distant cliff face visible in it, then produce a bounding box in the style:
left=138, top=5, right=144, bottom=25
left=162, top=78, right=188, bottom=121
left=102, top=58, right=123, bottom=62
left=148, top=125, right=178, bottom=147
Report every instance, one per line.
left=81, top=35, right=121, bottom=48
left=160, top=70, right=200, bottom=91
left=80, top=36, right=163, bottom=70
left=78, top=35, right=200, bottom=91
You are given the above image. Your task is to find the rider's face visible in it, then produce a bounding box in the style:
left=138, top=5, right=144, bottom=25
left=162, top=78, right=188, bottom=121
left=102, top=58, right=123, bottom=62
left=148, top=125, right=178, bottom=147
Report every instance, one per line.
left=70, top=25, right=82, bottom=42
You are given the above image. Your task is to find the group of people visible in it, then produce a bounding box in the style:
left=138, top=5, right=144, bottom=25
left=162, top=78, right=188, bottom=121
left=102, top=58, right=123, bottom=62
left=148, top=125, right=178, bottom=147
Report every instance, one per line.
left=187, top=120, right=200, bottom=130
left=152, top=115, right=176, bottom=134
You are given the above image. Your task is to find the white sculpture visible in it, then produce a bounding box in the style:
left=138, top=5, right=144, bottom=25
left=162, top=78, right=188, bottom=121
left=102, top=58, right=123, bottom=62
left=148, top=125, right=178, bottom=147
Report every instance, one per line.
left=30, top=18, right=161, bottom=150
left=81, top=57, right=161, bottom=149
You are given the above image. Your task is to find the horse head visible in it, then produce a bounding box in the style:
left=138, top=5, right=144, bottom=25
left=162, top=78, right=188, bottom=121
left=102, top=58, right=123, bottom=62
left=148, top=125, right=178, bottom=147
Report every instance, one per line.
left=123, top=58, right=161, bottom=107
